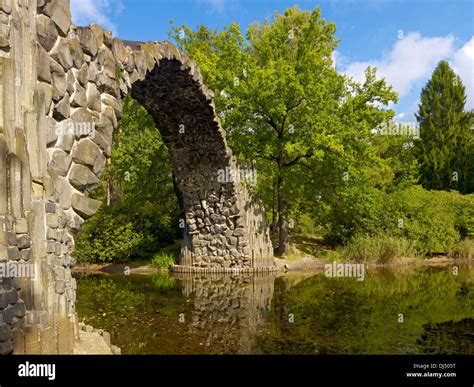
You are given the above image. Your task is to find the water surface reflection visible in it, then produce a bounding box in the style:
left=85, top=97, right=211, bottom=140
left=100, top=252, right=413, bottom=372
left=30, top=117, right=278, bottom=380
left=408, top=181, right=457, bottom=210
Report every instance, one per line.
left=175, top=273, right=275, bottom=353
left=75, top=264, right=474, bottom=354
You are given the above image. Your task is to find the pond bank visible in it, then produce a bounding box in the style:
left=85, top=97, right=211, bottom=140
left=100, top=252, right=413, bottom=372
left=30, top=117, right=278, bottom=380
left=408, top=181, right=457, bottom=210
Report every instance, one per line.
left=72, top=254, right=470, bottom=276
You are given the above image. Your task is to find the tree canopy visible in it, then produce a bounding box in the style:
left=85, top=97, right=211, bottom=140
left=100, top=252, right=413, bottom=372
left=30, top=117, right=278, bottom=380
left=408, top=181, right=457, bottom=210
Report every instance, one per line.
left=170, top=6, right=398, bottom=254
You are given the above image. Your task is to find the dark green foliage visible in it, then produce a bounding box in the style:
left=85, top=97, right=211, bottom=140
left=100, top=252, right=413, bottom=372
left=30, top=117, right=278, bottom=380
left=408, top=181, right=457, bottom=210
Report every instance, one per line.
left=75, top=97, right=180, bottom=263
left=74, top=203, right=179, bottom=263
left=416, top=60, right=474, bottom=193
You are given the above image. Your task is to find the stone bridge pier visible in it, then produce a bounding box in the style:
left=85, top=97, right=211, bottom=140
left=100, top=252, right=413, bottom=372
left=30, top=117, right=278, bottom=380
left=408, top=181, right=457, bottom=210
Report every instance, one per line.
left=0, top=0, right=274, bottom=354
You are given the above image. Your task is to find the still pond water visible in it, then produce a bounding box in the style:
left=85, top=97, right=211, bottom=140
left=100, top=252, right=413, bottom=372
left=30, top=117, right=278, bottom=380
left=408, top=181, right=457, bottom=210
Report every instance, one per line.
left=75, top=264, right=474, bottom=354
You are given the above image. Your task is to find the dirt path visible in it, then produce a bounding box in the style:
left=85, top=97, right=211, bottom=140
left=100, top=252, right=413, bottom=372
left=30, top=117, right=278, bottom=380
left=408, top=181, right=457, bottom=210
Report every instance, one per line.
left=73, top=262, right=161, bottom=275
left=274, top=255, right=327, bottom=272
left=73, top=254, right=469, bottom=277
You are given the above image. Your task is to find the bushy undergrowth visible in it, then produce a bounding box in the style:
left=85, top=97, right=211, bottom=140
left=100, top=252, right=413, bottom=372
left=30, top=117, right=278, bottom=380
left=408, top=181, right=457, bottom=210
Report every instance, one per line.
left=75, top=205, right=179, bottom=263
left=327, top=186, right=474, bottom=255
left=448, top=239, right=474, bottom=260
left=340, top=235, right=416, bottom=264
left=151, top=251, right=178, bottom=270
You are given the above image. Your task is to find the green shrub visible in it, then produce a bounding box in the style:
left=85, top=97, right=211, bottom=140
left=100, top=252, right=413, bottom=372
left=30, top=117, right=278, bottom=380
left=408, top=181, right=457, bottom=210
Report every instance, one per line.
left=151, top=251, right=177, bottom=270
left=74, top=202, right=180, bottom=263
left=340, top=235, right=416, bottom=264
left=74, top=212, right=149, bottom=263
left=326, top=185, right=474, bottom=255
left=391, top=187, right=474, bottom=254
left=324, top=182, right=396, bottom=245
left=448, top=239, right=474, bottom=260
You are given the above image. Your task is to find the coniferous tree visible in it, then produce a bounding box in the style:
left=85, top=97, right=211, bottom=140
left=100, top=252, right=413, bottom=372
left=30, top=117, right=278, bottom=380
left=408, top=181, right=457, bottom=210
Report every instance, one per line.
left=416, top=60, right=473, bottom=193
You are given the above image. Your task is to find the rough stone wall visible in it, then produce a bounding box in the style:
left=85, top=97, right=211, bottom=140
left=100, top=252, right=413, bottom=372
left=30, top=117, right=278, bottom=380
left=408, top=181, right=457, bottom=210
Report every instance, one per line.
left=0, top=0, right=77, bottom=356
left=0, top=0, right=274, bottom=354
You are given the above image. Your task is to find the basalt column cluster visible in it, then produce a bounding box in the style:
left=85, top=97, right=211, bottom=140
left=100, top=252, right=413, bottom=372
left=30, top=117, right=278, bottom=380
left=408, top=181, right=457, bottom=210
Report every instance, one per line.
left=0, top=0, right=274, bottom=355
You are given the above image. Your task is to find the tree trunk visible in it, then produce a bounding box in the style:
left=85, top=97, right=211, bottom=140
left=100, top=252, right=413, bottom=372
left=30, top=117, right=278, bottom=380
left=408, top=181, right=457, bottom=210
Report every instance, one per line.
left=271, top=177, right=278, bottom=232
left=107, top=176, right=113, bottom=206
left=172, top=171, right=185, bottom=213
left=116, top=177, right=122, bottom=206
left=107, top=159, right=114, bottom=206
left=277, top=175, right=289, bottom=256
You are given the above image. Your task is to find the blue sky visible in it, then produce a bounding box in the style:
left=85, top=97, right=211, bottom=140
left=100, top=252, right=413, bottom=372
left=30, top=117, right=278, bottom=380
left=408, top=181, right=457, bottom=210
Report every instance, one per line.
left=70, top=0, right=474, bottom=122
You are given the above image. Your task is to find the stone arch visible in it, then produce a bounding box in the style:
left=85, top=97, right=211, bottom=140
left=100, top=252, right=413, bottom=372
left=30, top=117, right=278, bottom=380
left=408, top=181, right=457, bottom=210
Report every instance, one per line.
left=0, top=0, right=274, bottom=354
left=129, top=56, right=274, bottom=272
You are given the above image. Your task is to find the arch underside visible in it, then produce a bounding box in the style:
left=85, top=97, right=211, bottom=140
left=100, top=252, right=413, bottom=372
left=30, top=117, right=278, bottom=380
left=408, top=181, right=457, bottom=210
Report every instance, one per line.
left=132, top=59, right=273, bottom=272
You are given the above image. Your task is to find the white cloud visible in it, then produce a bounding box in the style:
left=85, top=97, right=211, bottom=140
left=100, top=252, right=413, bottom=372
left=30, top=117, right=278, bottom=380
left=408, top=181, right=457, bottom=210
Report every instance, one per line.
left=394, top=98, right=420, bottom=123
left=343, top=32, right=455, bottom=97
left=70, top=0, right=124, bottom=35
left=332, top=50, right=347, bottom=70
left=451, top=37, right=474, bottom=109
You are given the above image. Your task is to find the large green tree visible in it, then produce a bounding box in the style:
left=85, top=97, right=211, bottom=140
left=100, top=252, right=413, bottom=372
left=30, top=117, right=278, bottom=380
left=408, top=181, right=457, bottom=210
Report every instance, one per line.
left=416, top=60, right=474, bottom=193
left=170, top=6, right=397, bottom=255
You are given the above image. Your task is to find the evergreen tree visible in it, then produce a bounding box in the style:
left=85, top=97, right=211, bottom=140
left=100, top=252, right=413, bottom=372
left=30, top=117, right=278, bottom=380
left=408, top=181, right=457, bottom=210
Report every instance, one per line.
left=416, top=60, right=473, bottom=193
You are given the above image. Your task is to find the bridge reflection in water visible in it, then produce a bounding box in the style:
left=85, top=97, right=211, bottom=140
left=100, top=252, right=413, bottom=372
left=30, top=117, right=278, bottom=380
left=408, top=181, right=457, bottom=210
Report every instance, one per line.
left=172, top=273, right=275, bottom=354
left=75, top=265, right=474, bottom=355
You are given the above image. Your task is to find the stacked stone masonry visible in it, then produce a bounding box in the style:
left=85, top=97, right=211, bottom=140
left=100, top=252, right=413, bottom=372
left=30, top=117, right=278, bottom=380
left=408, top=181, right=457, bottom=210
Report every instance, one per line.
left=0, top=0, right=274, bottom=354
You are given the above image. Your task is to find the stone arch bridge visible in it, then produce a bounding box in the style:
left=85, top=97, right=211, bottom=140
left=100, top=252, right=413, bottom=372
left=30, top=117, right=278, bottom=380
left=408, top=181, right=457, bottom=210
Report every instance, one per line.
left=0, top=0, right=274, bottom=354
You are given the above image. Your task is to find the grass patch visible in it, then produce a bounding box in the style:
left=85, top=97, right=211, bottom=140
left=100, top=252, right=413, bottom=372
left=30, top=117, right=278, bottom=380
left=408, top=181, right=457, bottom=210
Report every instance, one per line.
left=448, top=239, right=474, bottom=260
left=319, top=249, right=342, bottom=262
left=151, top=251, right=177, bottom=270
left=290, top=234, right=324, bottom=256
left=340, top=235, right=416, bottom=264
